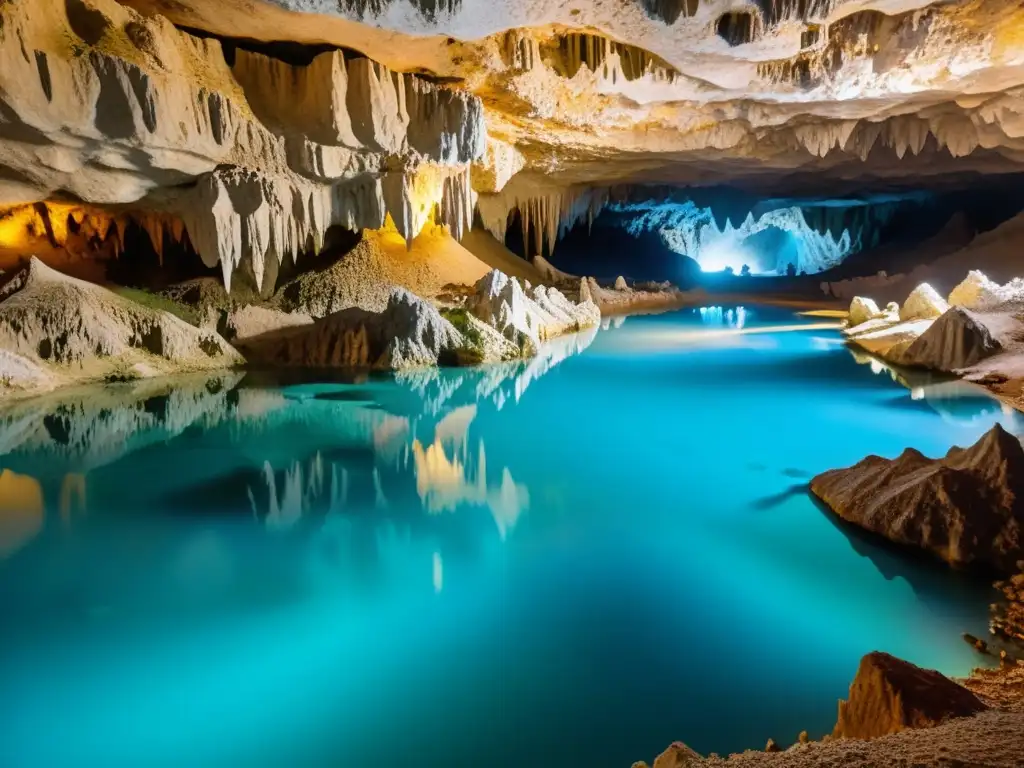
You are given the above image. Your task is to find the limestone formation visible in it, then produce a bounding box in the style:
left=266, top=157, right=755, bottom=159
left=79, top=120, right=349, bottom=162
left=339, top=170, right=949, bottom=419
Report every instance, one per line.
left=244, top=287, right=467, bottom=369
left=899, top=283, right=949, bottom=322
left=848, top=296, right=882, bottom=328
left=811, top=424, right=1024, bottom=574
left=614, top=275, right=628, bottom=291
left=949, top=271, right=1024, bottom=311
left=900, top=307, right=1002, bottom=373
left=0, top=0, right=485, bottom=293
left=833, top=652, right=987, bottom=740
left=466, top=270, right=600, bottom=354
left=0, top=258, right=242, bottom=393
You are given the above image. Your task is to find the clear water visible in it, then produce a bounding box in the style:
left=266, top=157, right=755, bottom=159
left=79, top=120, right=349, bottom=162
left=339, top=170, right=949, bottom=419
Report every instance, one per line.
left=0, top=306, right=1011, bottom=767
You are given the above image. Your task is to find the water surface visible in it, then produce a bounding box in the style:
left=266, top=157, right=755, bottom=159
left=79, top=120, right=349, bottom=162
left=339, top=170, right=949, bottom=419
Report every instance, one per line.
left=0, top=306, right=1011, bottom=767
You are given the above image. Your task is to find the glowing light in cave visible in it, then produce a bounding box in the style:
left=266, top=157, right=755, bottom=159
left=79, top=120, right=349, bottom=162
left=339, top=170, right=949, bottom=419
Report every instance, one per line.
left=696, top=240, right=756, bottom=273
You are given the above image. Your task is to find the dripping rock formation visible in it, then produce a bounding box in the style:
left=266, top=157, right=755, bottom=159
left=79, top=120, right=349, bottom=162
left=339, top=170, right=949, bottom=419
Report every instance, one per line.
left=810, top=423, right=1024, bottom=575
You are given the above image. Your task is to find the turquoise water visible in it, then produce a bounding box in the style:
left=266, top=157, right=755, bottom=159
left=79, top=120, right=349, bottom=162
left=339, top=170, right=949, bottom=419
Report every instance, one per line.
left=0, top=305, right=1012, bottom=767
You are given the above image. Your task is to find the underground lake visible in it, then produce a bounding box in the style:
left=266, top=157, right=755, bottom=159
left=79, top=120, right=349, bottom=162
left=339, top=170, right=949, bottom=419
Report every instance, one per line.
left=0, top=306, right=1010, bottom=768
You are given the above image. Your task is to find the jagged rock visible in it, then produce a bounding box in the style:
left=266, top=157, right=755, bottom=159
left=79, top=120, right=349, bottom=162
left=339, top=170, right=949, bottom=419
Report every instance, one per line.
left=848, top=296, right=882, bottom=327
left=949, top=270, right=1024, bottom=310
left=899, top=283, right=949, bottom=321
left=466, top=269, right=600, bottom=354
left=949, top=270, right=1005, bottom=310
left=764, top=739, right=781, bottom=752
left=245, top=287, right=467, bottom=369
left=811, top=424, right=1024, bottom=573
left=899, top=306, right=1002, bottom=373
left=0, top=258, right=243, bottom=392
left=833, top=652, right=987, bottom=740
left=614, top=275, right=629, bottom=291
left=579, top=277, right=593, bottom=304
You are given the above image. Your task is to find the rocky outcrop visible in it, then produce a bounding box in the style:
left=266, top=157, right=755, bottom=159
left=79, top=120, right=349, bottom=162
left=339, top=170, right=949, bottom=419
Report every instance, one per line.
left=848, top=296, right=882, bottom=327
left=949, top=271, right=1024, bottom=311
left=899, top=283, right=949, bottom=322
left=466, top=270, right=600, bottom=354
left=900, top=307, right=1002, bottom=373
left=0, top=258, right=242, bottom=392
left=811, top=424, right=1024, bottom=574
left=833, top=652, right=987, bottom=740
left=244, top=287, right=467, bottom=369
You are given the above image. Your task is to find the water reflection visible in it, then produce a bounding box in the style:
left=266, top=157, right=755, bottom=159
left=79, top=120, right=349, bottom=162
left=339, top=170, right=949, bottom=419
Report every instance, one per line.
left=698, top=305, right=748, bottom=329
left=0, top=469, right=43, bottom=558
left=847, top=347, right=1020, bottom=429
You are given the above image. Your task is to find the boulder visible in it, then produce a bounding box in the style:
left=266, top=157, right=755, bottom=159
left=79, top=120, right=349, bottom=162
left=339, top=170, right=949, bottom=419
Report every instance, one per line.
left=811, top=423, right=1024, bottom=573
left=246, top=287, right=466, bottom=369
left=899, top=283, right=949, bottom=321
left=899, top=306, right=1002, bottom=373
left=615, top=275, right=629, bottom=291
left=949, top=270, right=1005, bottom=310
left=0, top=258, right=243, bottom=391
left=833, top=652, right=987, bottom=740
left=848, top=296, right=882, bottom=327
left=651, top=742, right=702, bottom=768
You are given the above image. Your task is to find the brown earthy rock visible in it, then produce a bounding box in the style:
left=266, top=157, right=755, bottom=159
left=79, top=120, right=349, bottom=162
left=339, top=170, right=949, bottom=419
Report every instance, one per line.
left=651, top=742, right=702, bottom=768
left=833, top=652, right=987, bottom=740
left=899, top=306, right=1002, bottom=373
left=764, top=739, right=781, bottom=752
left=810, top=424, right=1024, bottom=574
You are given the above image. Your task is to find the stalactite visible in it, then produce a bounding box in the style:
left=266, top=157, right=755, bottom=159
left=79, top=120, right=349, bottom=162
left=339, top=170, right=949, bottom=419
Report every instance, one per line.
left=549, top=32, right=679, bottom=84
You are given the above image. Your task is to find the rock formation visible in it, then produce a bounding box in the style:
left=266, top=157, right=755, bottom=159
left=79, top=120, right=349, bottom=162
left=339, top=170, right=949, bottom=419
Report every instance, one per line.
left=900, top=307, right=1002, bottom=373
left=243, top=287, right=468, bottom=369
left=0, top=258, right=242, bottom=393
left=811, top=424, right=1024, bottom=574
left=466, top=270, right=600, bottom=354
left=848, top=297, right=882, bottom=327
left=833, top=652, right=988, bottom=740
left=899, top=284, right=949, bottom=322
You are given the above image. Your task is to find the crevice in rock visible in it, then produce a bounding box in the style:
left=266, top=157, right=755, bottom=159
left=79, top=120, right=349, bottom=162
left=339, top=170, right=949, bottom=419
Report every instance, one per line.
left=716, top=12, right=756, bottom=47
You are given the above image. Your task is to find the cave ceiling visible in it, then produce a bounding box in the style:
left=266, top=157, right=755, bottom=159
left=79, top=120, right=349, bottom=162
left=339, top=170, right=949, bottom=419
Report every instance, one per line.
left=1, top=0, right=1023, bottom=289
left=119, top=0, right=1024, bottom=189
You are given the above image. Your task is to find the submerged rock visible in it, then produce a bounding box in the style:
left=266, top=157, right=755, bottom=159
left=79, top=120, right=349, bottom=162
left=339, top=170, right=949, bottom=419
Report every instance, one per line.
left=245, top=287, right=466, bottom=369
left=811, top=424, right=1024, bottom=573
left=899, top=306, right=1002, bottom=373
left=0, top=258, right=242, bottom=392
left=833, top=652, right=987, bottom=740
left=899, top=283, right=949, bottom=321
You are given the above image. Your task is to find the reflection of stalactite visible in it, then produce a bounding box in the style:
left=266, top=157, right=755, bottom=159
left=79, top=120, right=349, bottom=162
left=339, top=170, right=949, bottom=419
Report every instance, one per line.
left=0, top=469, right=44, bottom=559
left=412, top=437, right=529, bottom=539
left=59, top=473, right=87, bottom=528
left=247, top=453, right=347, bottom=532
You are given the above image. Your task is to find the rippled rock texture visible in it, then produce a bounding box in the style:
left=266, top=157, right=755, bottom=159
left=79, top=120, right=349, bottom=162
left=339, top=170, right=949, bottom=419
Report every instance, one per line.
left=811, top=424, right=1024, bottom=574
